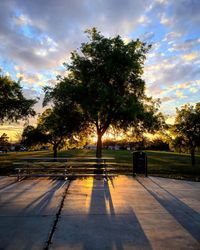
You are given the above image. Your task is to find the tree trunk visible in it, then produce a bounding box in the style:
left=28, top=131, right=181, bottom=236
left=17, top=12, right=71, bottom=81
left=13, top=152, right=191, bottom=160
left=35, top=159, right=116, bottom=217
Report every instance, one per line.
left=53, top=144, right=58, bottom=159
left=96, top=133, right=102, bottom=158
left=191, top=148, right=196, bottom=167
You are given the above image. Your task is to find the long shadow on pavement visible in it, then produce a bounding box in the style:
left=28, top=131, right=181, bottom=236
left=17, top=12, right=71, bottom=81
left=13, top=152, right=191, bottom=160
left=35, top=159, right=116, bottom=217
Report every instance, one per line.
left=81, top=177, right=152, bottom=250
left=0, top=177, right=69, bottom=250
left=138, top=177, right=200, bottom=243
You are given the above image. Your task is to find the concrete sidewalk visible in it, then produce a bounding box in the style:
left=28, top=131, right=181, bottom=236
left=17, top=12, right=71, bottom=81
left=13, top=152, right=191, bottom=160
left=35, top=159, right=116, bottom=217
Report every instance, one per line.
left=0, top=176, right=200, bottom=250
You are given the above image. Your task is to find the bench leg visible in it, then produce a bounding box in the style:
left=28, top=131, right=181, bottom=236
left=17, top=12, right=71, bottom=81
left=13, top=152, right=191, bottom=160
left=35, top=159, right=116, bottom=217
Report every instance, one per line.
left=17, top=169, right=21, bottom=181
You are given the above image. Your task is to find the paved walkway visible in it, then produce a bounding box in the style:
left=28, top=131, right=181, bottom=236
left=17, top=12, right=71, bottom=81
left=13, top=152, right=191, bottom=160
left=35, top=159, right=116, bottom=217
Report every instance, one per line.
left=0, top=176, right=200, bottom=250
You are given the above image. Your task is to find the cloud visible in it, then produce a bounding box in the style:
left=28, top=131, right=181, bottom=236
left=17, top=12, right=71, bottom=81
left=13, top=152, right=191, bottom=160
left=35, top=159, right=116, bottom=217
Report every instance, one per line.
left=14, top=65, right=45, bottom=86
left=139, top=32, right=155, bottom=42
left=144, top=51, right=200, bottom=96
left=160, top=13, right=171, bottom=26
left=0, top=0, right=151, bottom=73
left=181, top=52, right=198, bottom=61
left=0, top=125, right=22, bottom=131
left=157, top=0, right=200, bottom=34
left=137, top=15, right=151, bottom=26
left=175, top=90, right=187, bottom=99
left=16, top=72, right=24, bottom=79
left=14, top=14, right=31, bottom=26
left=168, top=38, right=200, bottom=52
left=155, top=0, right=168, bottom=4
left=163, top=32, right=182, bottom=43
left=170, top=0, right=200, bottom=32
left=189, top=87, right=198, bottom=93
left=161, top=80, right=200, bottom=96
left=0, top=0, right=199, bottom=121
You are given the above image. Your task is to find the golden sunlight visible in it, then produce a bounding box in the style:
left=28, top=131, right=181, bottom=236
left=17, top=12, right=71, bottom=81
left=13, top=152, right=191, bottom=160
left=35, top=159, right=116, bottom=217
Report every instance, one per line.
left=0, top=125, right=23, bottom=142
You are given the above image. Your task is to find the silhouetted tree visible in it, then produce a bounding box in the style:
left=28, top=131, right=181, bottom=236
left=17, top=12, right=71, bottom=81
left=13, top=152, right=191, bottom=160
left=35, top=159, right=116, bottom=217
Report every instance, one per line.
left=44, top=28, right=164, bottom=157
left=0, top=72, right=36, bottom=123
left=22, top=125, right=48, bottom=148
left=171, top=103, right=200, bottom=166
left=22, top=106, right=83, bottom=158
left=0, top=133, right=10, bottom=152
left=38, top=108, right=82, bottom=158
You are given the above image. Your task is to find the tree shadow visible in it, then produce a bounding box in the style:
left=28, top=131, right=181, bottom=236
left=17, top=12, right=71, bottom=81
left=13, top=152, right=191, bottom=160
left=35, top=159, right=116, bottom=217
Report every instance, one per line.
left=0, top=177, right=19, bottom=191
left=0, top=177, right=67, bottom=215
left=139, top=177, right=200, bottom=243
left=81, top=177, right=152, bottom=250
left=52, top=176, right=152, bottom=249
left=0, top=177, right=69, bottom=250
left=21, top=178, right=68, bottom=215
left=0, top=179, right=40, bottom=207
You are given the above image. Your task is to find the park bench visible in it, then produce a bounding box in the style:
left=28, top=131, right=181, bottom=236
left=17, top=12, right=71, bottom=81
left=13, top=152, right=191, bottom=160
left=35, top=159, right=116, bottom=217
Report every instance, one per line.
left=13, top=160, right=68, bottom=181
left=13, top=157, right=117, bottom=181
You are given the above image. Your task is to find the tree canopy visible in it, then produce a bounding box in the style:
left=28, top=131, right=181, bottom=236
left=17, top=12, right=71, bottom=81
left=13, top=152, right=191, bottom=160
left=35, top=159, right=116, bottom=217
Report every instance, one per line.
left=44, top=28, right=164, bottom=157
left=22, top=105, right=84, bottom=158
left=0, top=72, right=36, bottom=123
left=171, top=102, right=200, bottom=166
left=22, top=125, right=48, bottom=148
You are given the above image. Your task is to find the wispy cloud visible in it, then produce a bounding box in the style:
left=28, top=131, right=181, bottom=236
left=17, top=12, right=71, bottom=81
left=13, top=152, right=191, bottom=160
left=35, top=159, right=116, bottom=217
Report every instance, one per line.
left=175, top=90, right=187, bottom=99
left=181, top=52, right=198, bottom=61
left=168, top=38, right=200, bottom=52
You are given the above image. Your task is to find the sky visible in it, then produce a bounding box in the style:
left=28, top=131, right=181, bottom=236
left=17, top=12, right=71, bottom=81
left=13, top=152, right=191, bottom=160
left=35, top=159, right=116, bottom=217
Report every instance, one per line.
left=0, top=0, right=200, bottom=141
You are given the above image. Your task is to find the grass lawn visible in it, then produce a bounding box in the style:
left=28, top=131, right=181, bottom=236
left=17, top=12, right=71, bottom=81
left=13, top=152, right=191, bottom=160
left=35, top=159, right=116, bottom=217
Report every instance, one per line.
left=0, top=149, right=199, bottom=181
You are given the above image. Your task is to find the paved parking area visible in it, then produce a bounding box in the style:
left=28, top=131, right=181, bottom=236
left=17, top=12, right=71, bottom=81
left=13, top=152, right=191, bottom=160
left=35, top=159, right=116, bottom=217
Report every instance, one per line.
left=0, top=176, right=200, bottom=250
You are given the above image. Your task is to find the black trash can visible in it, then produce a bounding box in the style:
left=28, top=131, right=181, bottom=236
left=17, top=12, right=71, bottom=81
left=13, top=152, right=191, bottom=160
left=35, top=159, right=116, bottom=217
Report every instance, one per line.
left=133, top=151, right=147, bottom=177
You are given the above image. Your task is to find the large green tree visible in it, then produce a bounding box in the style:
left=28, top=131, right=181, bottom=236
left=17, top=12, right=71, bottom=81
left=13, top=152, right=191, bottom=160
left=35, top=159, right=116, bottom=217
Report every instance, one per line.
left=0, top=72, right=36, bottom=123
left=172, top=102, right=200, bottom=166
left=44, top=28, right=164, bottom=157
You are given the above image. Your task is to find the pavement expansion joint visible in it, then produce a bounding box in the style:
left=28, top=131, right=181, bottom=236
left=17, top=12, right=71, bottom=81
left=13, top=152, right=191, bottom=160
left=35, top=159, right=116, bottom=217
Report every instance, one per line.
left=43, top=180, right=71, bottom=250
